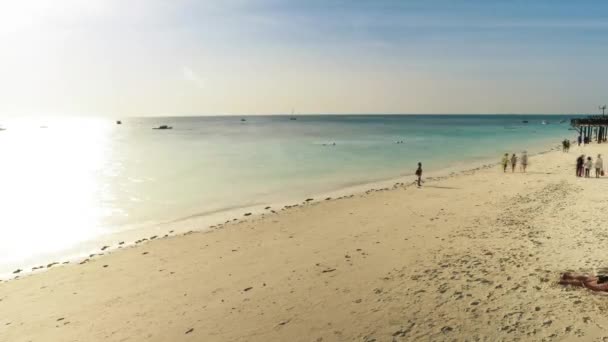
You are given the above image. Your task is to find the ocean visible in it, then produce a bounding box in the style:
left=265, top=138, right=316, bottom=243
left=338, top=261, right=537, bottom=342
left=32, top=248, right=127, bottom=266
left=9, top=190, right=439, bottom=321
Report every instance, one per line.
left=0, top=115, right=575, bottom=276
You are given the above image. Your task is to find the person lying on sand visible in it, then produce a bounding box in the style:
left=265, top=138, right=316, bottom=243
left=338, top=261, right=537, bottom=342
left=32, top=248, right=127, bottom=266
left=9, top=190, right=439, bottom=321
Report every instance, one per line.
left=559, top=272, right=608, bottom=292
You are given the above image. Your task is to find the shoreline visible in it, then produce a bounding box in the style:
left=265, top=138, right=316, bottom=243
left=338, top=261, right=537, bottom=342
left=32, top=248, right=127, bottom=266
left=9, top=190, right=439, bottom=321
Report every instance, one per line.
left=0, top=135, right=566, bottom=280
left=4, top=138, right=608, bottom=341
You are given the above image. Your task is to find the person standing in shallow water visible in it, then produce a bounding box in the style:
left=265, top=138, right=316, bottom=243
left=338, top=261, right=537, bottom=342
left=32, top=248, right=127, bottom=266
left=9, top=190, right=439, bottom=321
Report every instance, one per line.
left=415, top=162, right=423, bottom=187
left=501, top=153, right=509, bottom=172
left=510, top=153, right=517, bottom=173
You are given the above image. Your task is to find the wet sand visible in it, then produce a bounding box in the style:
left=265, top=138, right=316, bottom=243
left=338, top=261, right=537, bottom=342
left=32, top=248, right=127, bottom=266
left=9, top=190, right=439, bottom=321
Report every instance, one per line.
left=3, top=142, right=608, bottom=341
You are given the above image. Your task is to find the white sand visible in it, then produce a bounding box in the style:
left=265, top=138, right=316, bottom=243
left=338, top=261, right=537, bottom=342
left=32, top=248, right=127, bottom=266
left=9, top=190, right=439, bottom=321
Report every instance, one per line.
left=3, top=142, right=608, bottom=341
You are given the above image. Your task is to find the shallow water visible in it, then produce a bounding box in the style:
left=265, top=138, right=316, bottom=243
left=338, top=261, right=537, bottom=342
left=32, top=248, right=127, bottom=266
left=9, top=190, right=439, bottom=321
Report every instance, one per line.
left=0, top=115, right=574, bottom=274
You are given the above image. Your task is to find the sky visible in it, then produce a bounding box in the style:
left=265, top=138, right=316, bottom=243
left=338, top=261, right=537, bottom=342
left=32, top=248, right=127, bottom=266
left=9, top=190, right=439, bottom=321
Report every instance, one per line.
left=1, top=0, right=608, bottom=117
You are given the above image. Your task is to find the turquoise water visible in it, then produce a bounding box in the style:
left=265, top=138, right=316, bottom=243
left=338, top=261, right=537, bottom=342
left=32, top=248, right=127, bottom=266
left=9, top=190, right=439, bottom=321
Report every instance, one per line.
left=0, top=115, right=574, bottom=275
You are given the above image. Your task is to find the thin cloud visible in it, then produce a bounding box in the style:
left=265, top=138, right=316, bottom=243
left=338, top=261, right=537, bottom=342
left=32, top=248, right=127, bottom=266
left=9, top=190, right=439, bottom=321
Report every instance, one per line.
left=182, top=67, right=205, bottom=89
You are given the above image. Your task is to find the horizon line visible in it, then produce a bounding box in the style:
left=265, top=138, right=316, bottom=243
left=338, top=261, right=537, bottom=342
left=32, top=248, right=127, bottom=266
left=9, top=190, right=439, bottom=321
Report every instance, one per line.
left=126, top=113, right=584, bottom=118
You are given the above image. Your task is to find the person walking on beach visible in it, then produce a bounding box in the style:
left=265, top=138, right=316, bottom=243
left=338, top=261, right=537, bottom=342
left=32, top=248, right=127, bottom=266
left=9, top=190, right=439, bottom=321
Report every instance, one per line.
left=578, top=135, right=582, bottom=146
left=415, top=162, right=423, bottom=187
left=510, top=153, right=517, bottom=173
left=595, top=154, right=603, bottom=178
left=585, top=156, right=593, bottom=178
left=562, top=139, right=570, bottom=152
left=501, top=153, right=509, bottom=172
left=576, top=155, right=585, bottom=177
left=520, top=151, right=528, bottom=173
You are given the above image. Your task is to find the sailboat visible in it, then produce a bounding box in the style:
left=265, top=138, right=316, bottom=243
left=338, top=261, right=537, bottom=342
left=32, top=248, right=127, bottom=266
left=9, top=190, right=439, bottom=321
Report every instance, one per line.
left=289, top=109, right=297, bottom=120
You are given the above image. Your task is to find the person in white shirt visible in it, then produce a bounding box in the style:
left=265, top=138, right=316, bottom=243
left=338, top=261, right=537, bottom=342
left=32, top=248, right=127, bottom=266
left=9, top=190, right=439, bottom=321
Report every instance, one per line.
left=520, top=151, right=528, bottom=173
left=585, top=156, right=593, bottom=178
left=595, top=154, right=603, bottom=178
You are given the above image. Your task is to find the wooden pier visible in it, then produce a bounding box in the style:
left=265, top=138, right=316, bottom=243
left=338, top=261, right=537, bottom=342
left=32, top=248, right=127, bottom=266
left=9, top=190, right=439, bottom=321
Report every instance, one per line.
left=570, top=116, right=608, bottom=143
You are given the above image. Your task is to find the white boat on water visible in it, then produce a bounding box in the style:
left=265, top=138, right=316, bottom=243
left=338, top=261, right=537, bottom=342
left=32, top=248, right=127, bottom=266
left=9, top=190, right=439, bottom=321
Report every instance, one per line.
left=542, top=120, right=548, bottom=125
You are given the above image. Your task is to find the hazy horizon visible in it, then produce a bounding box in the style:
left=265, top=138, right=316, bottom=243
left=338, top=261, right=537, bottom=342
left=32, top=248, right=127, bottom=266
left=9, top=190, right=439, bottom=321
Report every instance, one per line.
left=2, top=0, right=608, bottom=118
left=127, top=113, right=584, bottom=118
left=1, top=113, right=586, bottom=121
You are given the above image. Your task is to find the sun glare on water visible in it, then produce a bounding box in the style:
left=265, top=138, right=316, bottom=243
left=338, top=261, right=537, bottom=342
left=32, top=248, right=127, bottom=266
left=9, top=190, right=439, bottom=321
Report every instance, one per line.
left=0, top=117, right=113, bottom=269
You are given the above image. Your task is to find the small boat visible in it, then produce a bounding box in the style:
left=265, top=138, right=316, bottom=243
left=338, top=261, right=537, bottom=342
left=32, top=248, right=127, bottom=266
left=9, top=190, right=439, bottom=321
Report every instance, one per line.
left=522, top=120, right=529, bottom=123
left=559, top=119, right=566, bottom=123
left=240, top=118, right=246, bottom=122
left=541, top=120, right=547, bottom=125
left=153, top=125, right=173, bottom=130
left=290, top=117, right=297, bottom=121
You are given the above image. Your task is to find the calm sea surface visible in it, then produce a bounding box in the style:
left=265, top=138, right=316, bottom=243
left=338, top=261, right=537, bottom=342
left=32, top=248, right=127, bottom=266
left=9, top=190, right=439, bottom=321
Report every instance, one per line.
left=0, top=115, right=575, bottom=275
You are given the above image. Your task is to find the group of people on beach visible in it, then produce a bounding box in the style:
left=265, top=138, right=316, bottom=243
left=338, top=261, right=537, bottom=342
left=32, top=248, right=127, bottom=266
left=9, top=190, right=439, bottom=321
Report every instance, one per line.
left=501, top=152, right=528, bottom=173
left=577, top=135, right=592, bottom=146
left=576, top=154, right=603, bottom=178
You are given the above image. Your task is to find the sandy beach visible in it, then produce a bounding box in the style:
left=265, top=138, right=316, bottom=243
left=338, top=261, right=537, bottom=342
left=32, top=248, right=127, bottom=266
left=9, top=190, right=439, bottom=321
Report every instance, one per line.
left=4, top=142, right=608, bottom=341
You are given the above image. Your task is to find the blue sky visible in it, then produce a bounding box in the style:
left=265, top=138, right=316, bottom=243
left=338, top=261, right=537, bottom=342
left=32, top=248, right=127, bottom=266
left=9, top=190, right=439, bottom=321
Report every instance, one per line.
left=1, top=0, right=608, bottom=116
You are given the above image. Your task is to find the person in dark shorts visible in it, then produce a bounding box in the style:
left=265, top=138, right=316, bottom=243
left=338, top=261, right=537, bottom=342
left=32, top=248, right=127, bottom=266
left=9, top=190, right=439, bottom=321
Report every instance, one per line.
left=415, top=162, right=422, bottom=187
left=559, top=272, right=608, bottom=292
left=576, top=155, right=584, bottom=177
left=510, top=153, right=517, bottom=172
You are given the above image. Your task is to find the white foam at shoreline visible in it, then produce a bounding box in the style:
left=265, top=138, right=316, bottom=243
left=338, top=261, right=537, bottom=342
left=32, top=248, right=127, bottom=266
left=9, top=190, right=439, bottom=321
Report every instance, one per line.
left=0, top=136, right=567, bottom=280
